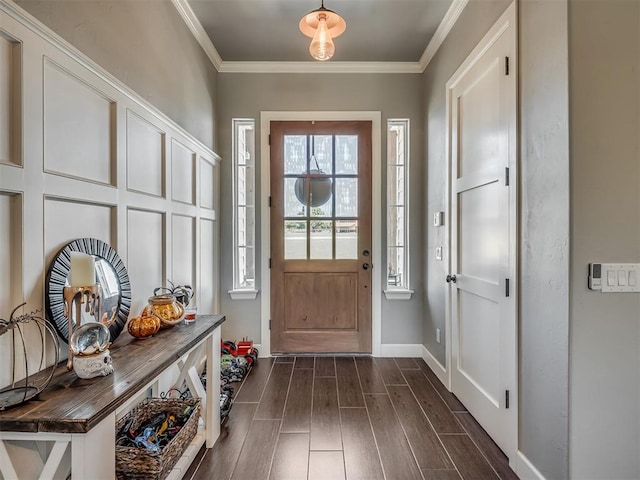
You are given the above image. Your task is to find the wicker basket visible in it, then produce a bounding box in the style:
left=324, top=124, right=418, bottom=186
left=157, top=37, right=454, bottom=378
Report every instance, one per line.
left=116, top=397, right=201, bottom=480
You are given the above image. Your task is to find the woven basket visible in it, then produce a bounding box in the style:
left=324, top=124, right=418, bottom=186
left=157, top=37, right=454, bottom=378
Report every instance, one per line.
left=116, top=397, right=201, bottom=480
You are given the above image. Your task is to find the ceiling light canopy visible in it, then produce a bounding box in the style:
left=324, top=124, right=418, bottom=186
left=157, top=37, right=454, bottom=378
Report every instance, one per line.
left=299, top=1, right=346, bottom=61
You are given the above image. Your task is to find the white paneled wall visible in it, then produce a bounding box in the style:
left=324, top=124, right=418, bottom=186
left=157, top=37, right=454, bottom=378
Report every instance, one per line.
left=0, top=3, right=220, bottom=389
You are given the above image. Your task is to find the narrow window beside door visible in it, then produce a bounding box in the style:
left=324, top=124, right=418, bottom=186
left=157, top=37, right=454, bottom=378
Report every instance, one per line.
left=229, top=119, right=258, bottom=300
left=386, top=119, right=412, bottom=297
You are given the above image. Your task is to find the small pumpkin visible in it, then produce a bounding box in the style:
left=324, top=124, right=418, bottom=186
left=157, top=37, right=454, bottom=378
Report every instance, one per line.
left=127, top=314, right=161, bottom=339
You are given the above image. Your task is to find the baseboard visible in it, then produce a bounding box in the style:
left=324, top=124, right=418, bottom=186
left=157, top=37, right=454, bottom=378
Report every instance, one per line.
left=379, top=344, right=423, bottom=357
left=516, top=451, right=546, bottom=480
left=421, top=345, right=448, bottom=386
left=253, top=344, right=265, bottom=358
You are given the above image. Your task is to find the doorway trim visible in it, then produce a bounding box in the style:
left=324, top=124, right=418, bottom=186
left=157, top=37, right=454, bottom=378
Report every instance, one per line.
left=260, top=111, right=382, bottom=357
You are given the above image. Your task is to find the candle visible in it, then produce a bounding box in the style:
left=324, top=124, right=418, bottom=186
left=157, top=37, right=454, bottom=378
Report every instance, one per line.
left=70, top=252, right=95, bottom=286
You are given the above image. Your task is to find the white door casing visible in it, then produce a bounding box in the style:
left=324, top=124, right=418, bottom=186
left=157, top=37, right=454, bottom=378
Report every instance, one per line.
left=446, top=3, right=517, bottom=460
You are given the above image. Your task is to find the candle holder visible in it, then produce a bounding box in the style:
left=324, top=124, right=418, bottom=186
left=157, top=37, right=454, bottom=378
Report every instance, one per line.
left=63, top=285, right=101, bottom=370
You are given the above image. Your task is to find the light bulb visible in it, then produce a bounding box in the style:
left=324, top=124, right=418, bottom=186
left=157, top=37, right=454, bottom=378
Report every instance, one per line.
left=309, top=14, right=335, bottom=61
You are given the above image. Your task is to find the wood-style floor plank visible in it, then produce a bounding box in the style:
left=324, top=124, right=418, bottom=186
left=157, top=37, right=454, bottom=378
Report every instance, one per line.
left=422, top=470, right=463, bottom=480
left=308, top=451, right=346, bottom=480
left=269, top=433, right=310, bottom=480
left=294, top=356, right=315, bottom=369
left=455, top=412, right=518, bottom=480
left=192, top=402, right=257, bottom=480
left=388, top=385, right=454, bottom=470
left=230, top=419, right=281, bottom=480
left=234, top=357, right=275, bottom=403
left=416, top=359, right=467, bottom=412
left=315, top=356, right=336, bottom=377
left=335, top=357, right=365, bottom=407
left=403, top=369, right=464, bottom=434
left=275, top=356, right=295, bottom=363
left=395, top=357, right=419, bottom=369
left=365, top=393, right=423, bottom=480
left=340, top=407, right=385, bottom=480
left=439, top=434, right=499, bottom=480
left=310, top=376, right=342, bottom=450
left=254, top=362, right=294, bottom=420
left=281, top=367, right=313, bottom=433
left=355, top=356, right=387, bottom=394
left=374, top=357, right=407, bottom=385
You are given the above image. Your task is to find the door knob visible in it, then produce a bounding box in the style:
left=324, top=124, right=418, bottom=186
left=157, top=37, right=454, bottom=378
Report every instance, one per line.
left=362, top=249, right=370, bottom=257
left=446, top=274, right=457, bottom=283
left=363, top=263, right=371, bottom=270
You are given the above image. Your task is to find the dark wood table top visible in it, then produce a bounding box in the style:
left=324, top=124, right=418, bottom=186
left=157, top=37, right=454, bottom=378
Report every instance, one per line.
left=0, top=314, right=225, bottom=434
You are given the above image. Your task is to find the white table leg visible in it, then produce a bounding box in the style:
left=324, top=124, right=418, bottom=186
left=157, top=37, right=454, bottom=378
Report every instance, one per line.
left=71, top=413, right=115, bottom=480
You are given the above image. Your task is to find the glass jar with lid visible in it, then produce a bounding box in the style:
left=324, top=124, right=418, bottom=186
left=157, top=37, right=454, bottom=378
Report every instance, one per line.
left=142, top=294, right=185, bottom=329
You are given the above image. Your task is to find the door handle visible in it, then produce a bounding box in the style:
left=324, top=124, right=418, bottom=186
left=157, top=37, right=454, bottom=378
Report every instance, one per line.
left=446, top=274, right=457, bottom=284
left=363, top=263, right=371, bottom=270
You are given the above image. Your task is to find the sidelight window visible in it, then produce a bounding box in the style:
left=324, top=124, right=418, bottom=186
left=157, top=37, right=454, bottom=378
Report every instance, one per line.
left=230, top=119, right=257, bottom=299
left=386, top=119, right=411, bottom=295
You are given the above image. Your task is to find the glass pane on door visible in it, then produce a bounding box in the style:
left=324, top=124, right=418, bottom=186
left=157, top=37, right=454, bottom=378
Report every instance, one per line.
left=285, top=220, right=307, bottom=259
left=284, top=135, right=307, bottom=174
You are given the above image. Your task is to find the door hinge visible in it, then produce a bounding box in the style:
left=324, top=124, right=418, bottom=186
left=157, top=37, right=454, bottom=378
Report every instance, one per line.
left=268, top=134, right=271, bottom=146
left=269, top=319, right=272, bottom=330
left=505, top=278, right=510, bottom=297
left=505, top=166, right=510, bottom=186
left=505, top=390, right=510, bottom=409
left=269, top=196, right=272, bottom=207
left=505, top=56, right=510, bottom=75
left=269, top=258, right=272, bottom=269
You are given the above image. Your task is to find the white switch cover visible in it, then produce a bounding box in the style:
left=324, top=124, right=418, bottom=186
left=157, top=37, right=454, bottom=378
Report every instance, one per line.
left=594, top=263, right=640, bottom=292
left=436, top=247, right=443, bottom=261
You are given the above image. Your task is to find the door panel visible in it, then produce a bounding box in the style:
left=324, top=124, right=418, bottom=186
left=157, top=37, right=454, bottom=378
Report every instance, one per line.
left=449, top=6, right=516, bottom=458
left=271, top=121, right=372, bottom=353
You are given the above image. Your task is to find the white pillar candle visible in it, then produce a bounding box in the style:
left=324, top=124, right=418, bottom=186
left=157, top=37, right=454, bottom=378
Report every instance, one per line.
left=70, top=252, right=95, bottom=286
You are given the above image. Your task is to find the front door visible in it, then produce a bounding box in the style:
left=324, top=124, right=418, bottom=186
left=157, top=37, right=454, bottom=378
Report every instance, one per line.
left=448, top=5, right=517, bottom=457
left=270, top=121, right=372, bottom=353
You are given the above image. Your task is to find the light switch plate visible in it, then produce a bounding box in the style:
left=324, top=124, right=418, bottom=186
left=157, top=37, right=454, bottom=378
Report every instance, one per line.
left=433, top=211, right=444, bottom=227
left=589, top=263, right=640, bottom=292
left=436, top=247, right=443, bottom=261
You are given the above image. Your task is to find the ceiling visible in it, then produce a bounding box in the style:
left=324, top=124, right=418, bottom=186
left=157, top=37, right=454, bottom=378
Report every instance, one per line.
left=184, top=0, right=455, bottom=65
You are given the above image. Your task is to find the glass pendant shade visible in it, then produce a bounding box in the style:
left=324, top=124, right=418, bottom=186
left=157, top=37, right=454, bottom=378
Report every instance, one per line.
left=299, top=2, right=345, bottom=62
left=309, top=15, right=334, bottom=61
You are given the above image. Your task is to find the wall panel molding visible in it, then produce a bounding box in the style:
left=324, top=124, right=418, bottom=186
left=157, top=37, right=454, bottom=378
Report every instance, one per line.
left=0, top=3, right=222, bottom=393
left=0, top=29, right=22, bottom=167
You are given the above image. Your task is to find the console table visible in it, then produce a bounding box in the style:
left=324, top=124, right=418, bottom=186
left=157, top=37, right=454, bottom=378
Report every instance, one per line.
left=0, top=314, right=225, bottom=480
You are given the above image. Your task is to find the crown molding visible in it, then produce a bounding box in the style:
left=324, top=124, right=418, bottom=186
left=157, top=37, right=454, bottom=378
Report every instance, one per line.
left=418, top=0, right=469, bottom=71
left=218, top=61, right=423, bottom=74
left=171, top=0, right=223, bottom=71
left=171, top=0, right=469, bottom=74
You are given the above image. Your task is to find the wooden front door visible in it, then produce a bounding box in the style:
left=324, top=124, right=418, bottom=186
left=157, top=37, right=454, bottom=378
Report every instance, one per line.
left=270, top=121, right=372, bottom=353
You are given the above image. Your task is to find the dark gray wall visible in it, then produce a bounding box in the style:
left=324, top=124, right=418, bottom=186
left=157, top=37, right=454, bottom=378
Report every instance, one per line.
left=217, top=72, right=424, bottom=346
left=16, top=0, right=218, bottom=150
left=569, top=1, right=640, bottom=477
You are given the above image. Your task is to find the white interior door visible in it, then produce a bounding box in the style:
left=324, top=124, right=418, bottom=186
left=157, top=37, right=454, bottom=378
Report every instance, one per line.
left=447, top=4, right=517, bottom=459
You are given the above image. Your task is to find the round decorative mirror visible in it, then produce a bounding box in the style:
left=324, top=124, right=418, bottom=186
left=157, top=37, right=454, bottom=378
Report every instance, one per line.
left=45, top=238, right=131, bottom=343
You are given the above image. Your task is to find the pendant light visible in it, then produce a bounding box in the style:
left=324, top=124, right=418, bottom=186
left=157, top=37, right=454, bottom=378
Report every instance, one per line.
left=299, top=1, right=346, bottom=61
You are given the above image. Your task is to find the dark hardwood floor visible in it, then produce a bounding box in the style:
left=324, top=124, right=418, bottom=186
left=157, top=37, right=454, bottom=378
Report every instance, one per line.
left=183, top=357, right=519, bottom=480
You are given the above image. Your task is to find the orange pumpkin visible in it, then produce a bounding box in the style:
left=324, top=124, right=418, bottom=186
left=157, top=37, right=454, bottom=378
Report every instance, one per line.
left=127, top=314, right=161, bottom=339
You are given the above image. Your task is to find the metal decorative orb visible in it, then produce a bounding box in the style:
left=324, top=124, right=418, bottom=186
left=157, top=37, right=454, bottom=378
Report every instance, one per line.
left=294, top=169, right=332, bottom=207
left=70, top=321, right=110, bottom=356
